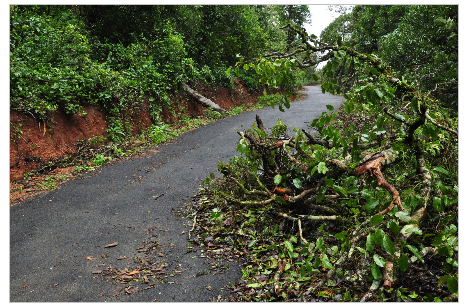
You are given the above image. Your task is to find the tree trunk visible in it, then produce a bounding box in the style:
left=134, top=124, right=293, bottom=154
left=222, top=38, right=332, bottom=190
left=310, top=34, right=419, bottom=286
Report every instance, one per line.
left=182, top=83, right=227, bottom=114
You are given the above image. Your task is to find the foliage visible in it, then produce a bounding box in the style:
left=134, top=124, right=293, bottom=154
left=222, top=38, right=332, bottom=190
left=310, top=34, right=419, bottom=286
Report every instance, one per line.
left=321, top=5, right=458, bottom=110
left=274, top=5, right=311, bottom=51
left=193, top=11, right=458, bottom=301
left=320, top=13, right=354, bottom=46
left=377, top=5, right=458, bottom=110
left=191, top=110, right=457, bottom=301
left=145, top=124, right=176, bottom=144
left=10, top=4, right=310, bottom=126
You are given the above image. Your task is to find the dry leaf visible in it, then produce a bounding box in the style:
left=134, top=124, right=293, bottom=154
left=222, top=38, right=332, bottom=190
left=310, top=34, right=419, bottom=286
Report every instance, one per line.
left=120, top=275, right=134, bottom=281
left=105, top=242, right=118, bottom=248
left=128, top=270, right=140, bottom=276
left=85, top=256, right=96, bottom=261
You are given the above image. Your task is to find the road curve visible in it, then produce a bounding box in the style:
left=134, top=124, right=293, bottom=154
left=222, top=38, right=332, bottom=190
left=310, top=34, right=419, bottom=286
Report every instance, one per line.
left=10, top=86, right=344, bottom=302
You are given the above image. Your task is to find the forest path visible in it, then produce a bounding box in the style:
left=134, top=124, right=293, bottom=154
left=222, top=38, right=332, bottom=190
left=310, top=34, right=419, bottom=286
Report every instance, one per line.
left=10, top=86, right=344, bottom=302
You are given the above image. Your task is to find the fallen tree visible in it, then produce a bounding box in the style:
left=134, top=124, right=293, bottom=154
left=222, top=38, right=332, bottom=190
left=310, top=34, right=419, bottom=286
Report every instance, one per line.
left=182, top=83, right=227, bottom=114
left=187, top=23, right=458, bottom=302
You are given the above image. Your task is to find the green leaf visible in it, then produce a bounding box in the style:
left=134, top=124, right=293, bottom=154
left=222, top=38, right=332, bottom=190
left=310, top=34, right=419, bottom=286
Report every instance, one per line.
left=411, top=96, right=421, bottom=114
left=438, top=275, right=451, bottom=286
left=437, top=245, right=451, bottom=256
left=293, top=178, right=302, bottom=189
left=389, top=220, right=400, bottom=234
left=382, top=234, right=395, bottom=255
left=326, top=104, right=334, bottom=111
left=284, top=240, right=294, bottom=253
left=236, top=139, right=247, bottom=155
left=315, top=237, right=324, bottom=251
left=365, top=89, right=373, bottom=103
left=334, top=230, right=348, bottom=240
left=274, top=174, right=282, bottom=185
left=371, top=262, right=382, bottom=280
left=373, top=254, right=386, bottom=267
left=310, top=165, right=317, bottom=176
left=401, top=226, right=423, bottom=235
left=406, top=245, right=424, bottom=262
left=321, top=253, right=334, bottom=269
left=447, top=277, right=458, bottom=294
left=312, top=73, right=319, bottom=81
left=366, top=234, right=375, bottom=252
left=247, top=283, right=261, bottom=288
left=370, top=214, right=384, bottom=226
left=226, top=67, right=232, bottom=76
left=333, top=185, right=347, bottom=197
left=375, top=88, right=384, bottom=98
left=433, top=166, right=449, bottom=175
left=398, top=253, right=408, bottom=272
left=317, top=162, right=328, bottom=174
left=356, top=247, right=366, bottom=254
left=373, top=229, right=385, bottom=245
left=305, top=260, right=313, bottom=274
left=433, top=196, right=444, bottom=212
left=344, top=101, right=354, bottom=113
left=395, top=211, right=411, bottom=222
left=325, top=178, right=334, bottom=186
left=365, top=199, right=380, bottom=212
left=248, top=239, right=257, bottom=248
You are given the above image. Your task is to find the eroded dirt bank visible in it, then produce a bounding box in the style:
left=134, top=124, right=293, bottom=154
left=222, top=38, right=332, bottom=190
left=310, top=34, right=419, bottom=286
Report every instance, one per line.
left=9, top=80, right=267, bottom=183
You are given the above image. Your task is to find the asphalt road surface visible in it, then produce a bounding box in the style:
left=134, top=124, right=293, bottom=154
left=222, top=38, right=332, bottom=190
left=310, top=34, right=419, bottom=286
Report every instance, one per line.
left=10, top=86, right=344, bottom=302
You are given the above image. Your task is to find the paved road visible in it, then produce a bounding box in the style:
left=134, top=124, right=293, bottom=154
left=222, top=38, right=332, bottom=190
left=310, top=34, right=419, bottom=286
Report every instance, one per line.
left=10, top=86, right=344, bottom=302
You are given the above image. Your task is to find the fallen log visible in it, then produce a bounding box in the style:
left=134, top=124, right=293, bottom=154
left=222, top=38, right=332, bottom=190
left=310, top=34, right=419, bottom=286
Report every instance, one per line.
left=182, top=83, right=227, bottom=114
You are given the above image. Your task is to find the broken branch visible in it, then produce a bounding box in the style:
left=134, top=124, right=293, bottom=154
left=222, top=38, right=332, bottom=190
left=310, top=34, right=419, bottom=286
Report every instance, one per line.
left=356, top=152, right=404, bottom=215
left=182, top=83, right=227, bottom=114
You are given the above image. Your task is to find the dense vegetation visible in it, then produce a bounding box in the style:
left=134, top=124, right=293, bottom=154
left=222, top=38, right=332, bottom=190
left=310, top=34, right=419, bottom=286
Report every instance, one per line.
left=10, top=5, right=310, bottom=134
left=188, top=5, right=458, bottom=302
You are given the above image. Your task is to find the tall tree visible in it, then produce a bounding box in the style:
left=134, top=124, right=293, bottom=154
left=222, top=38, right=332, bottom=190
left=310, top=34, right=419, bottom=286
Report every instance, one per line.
left=275, top=5, right=311, bottom=51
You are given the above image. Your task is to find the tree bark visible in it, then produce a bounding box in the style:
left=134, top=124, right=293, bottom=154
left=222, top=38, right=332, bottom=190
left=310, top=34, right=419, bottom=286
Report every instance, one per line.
left=182, top=83, right=227, bottom=114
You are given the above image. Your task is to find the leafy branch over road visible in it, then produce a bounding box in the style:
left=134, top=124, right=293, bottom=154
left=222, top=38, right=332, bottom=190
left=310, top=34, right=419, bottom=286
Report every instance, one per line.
left=189, top=17, right=458, bottom=302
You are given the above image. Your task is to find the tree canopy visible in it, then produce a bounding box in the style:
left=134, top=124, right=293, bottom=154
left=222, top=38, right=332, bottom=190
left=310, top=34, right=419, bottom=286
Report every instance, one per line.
left=10, top=5, right=311, bottom=124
